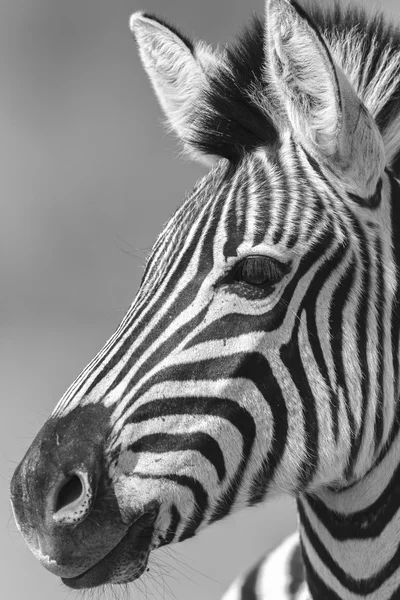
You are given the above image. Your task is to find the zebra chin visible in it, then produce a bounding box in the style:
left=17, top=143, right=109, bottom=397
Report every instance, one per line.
left=61, top=510, right=158, bottom=589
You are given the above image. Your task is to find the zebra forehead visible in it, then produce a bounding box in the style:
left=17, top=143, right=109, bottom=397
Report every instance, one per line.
left=140, top=160, right=235, bottom=283
left=140, top=158, right=263, bottom=283
left=138, top=149, right=331, bottom=295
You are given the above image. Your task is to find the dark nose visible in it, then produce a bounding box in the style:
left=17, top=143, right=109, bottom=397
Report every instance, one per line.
left=10, top=416, right=101, bottom=533
left=9, top=406, right=114, bottom=577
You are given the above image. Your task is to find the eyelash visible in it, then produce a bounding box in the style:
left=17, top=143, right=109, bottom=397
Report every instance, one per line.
left=220, top=255, right=289, bottom=297
left=233, top=255, right=288, bottom=287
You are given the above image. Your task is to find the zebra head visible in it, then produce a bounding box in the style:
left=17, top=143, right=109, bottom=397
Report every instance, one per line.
left=11, top=0, right=399, bottom=591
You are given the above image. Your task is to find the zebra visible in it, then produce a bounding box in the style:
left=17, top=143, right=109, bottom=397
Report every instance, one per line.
left=9, top=0, right=400, bottom=597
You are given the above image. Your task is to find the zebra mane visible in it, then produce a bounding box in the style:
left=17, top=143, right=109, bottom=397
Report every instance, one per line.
left=191, top=1, right=400, bottom=170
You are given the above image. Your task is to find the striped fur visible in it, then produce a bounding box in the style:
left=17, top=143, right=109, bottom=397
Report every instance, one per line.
left=9, top=1, right=400, bottom=598
left=221, top=533, right=307, bottom=600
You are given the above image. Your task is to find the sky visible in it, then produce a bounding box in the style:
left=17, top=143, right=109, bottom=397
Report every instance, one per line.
left=2, top=0, right=400, bottom=599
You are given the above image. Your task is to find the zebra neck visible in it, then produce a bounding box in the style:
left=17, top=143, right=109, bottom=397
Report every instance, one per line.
left=297, top=428, right=400, bottom=599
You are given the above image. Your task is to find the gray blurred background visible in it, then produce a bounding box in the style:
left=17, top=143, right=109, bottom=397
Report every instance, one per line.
left=2, top=0, right=399, bottom=599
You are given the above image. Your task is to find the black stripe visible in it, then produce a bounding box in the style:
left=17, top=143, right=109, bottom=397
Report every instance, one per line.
left=298, top=147, right=354, bottom=246
left=237, top=170, right=250, bottom=248
left=348, top=179, right=383, bottom=210
left=389, top=173, right=400, bottom=397
left=240, top=558, right=263, bottom=600
left=303, top=461, right=400, bottom=540
left=143, top=193, right=200, bottom=279
left=128, top=432, right=226, bottom=482
left=298, top=497, right=400, bottom=594
left=223, top=173, right=246, bottom=258
left=389, top=584, right=400, bottom=599
left=301, top=237, right=349, bottom=445
left=253, top=156, right=272, bottom=246
left=288, top=542, right=305, bottom=598
left=301, top=540, right=342, bottom=600
left=211, top=354, right=269, bottom=520
left=281, top=316, right=319, bottom=488
left=344, top=213, right=371, bottom=479
left=272, top=154, right=290, bottom=245
left=374, top=235, right=386, bottom=452
left=159, top=504, right=181, bottom=547
left=287, top=138, right=309, bottom=249
left=247, top=356, right=288, bottom=505
left=329, top=257, right=356, bottom=445
left=133, top=472, right=208, bottom=541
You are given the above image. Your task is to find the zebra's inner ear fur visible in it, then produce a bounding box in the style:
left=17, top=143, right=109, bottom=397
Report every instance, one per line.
left=264, top=0, right=386, bottom=200
left=130, top=12, right=217, bottom=165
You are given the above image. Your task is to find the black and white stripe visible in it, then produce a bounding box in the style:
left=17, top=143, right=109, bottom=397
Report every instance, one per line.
left=10, top=0, right=400, bottom=597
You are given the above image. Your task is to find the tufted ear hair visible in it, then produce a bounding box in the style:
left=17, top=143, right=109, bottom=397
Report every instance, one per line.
left=264, top=0, right=385, bottom=201
left=130, top=12, right=218, bottom=164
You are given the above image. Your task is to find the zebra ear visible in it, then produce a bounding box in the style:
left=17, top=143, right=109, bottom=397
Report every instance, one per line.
left=264, top=0, right=385, bottom=199
left=130, top=12, right=215, bottom=163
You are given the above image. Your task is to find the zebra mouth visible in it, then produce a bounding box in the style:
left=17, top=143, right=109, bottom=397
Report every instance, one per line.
left=61, top=510, right=158, bottom=589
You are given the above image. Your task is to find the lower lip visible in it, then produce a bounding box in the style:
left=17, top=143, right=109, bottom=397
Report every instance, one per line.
left=62, top=511, right=157, bottom=589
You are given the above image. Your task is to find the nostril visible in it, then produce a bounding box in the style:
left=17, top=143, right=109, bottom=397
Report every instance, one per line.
left=55, top=475, right=83, bottom=512
left=51, top=470, right=96, bottom=525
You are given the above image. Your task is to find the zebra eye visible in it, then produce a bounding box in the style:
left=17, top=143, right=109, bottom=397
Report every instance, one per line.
left=233, top=255, right=287, bottom=287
